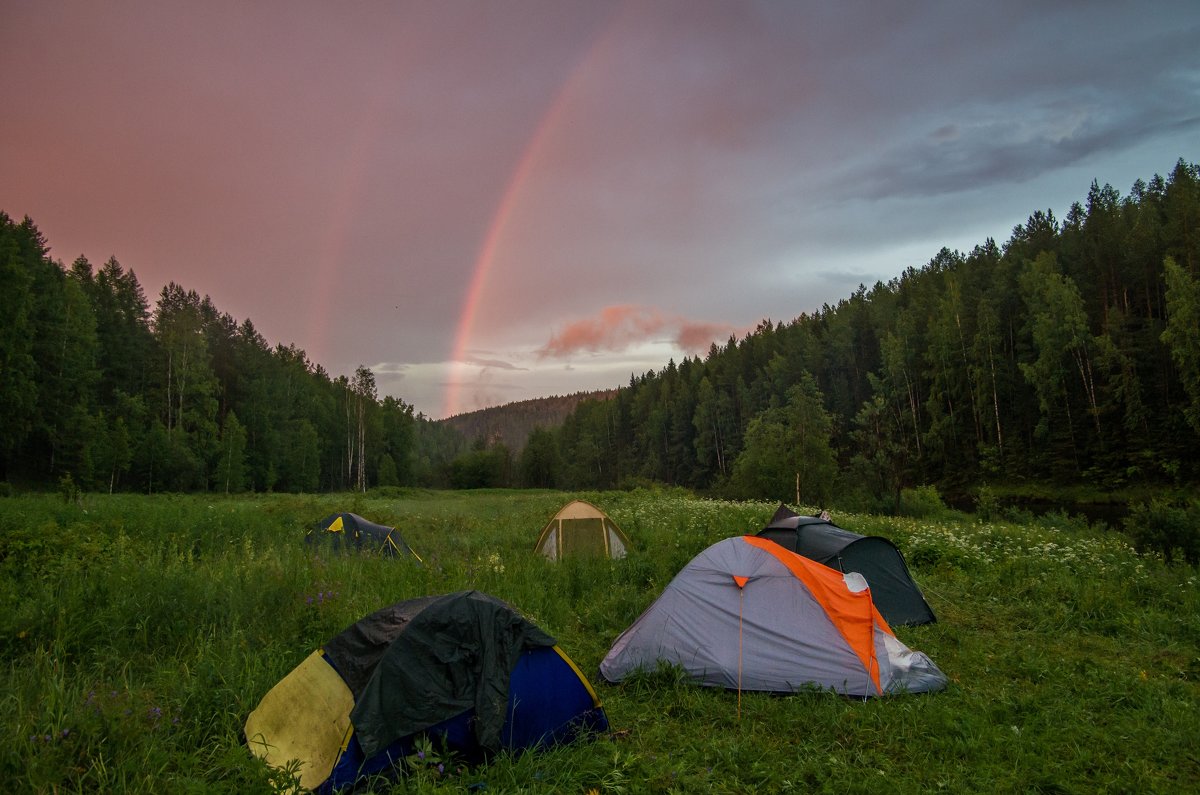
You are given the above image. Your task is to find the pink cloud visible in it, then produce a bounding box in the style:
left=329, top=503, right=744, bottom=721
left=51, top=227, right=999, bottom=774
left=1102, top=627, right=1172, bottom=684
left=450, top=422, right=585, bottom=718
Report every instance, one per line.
left=675, top=321, right=739, bottom=354
left=538, top=305, right=740, bottom=359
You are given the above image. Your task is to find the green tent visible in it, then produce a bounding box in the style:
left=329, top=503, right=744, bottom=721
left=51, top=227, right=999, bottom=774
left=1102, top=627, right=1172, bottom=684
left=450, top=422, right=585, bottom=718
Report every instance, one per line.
left=757, top=505, right=935, bottom=626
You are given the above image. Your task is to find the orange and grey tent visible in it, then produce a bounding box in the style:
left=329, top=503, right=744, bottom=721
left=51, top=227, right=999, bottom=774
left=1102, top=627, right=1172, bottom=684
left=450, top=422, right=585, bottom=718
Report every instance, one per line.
left=534, top=500, right=631, bottom=561
left=600, top=536, right=946, bottom=697
left=307, top=513, right=421, bottom=561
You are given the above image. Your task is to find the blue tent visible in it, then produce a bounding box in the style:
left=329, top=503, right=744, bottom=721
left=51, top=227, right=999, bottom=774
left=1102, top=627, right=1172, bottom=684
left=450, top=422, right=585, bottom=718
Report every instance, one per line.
left=245, top=591, right=608, bottom=792
left=307, top=512, right=422, bottom=561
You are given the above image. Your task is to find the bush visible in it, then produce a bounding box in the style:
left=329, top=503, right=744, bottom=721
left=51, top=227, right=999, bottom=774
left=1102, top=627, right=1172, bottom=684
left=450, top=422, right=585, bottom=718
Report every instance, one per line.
left=974, top=485, right=1000, bottom=522
left=898, top=484, right=947, bottom=518
left=1124, top=499, right=1200, bottom=565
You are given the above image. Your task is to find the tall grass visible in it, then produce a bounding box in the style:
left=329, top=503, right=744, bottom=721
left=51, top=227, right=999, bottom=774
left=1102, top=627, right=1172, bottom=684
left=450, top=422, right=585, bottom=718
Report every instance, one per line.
left=1, top=489, right=1197, bottom=792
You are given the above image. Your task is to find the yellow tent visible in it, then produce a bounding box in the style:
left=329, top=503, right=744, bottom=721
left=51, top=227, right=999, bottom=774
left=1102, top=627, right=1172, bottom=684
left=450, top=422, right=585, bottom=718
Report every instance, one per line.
left=534, top=500, right=631, bottom=561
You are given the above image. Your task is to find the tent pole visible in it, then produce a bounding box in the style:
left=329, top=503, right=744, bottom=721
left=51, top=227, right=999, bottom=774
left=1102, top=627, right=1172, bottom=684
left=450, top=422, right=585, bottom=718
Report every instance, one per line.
left=737, top=587, right=744, bottom=721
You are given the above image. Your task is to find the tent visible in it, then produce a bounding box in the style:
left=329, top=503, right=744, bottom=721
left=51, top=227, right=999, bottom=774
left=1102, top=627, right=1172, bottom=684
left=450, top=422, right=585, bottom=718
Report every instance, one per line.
left=534, top=500, right=631, bottom=561
left=245, top=591, right=608, bottom=793
left=307, top=512, right=421, bottom=561
left=600, top=536, right=946, bottom=697
left=756, top=505, right=935, bottom=626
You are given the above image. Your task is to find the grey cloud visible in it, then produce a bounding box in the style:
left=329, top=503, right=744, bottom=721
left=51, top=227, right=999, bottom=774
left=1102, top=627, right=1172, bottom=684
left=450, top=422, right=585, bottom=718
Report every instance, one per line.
left=833, top=100, right=1200, bottom=203
left=463, top=355, right=529, bottom=372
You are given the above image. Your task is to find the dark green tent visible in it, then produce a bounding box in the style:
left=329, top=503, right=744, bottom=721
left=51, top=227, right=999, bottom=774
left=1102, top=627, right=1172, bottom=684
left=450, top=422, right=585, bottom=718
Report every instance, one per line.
left=757, top=505, right=936, bottom=626
left=307, top=513, right=421, bottom=561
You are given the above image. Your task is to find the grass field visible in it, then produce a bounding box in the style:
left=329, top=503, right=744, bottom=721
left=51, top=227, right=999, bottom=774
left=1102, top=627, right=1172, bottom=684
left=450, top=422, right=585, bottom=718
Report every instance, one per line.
left=1, top=488, right=1197, bottom=793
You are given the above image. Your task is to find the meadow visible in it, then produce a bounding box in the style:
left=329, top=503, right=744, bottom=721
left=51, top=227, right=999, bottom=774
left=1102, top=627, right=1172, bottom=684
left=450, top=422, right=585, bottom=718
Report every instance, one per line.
left=1, top=488, right=1197, bottom=794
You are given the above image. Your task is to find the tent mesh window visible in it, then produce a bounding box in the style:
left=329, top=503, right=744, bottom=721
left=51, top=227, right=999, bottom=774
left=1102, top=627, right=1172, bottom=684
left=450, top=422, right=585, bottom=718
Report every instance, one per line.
left=561, top=517, right=606, bottom=557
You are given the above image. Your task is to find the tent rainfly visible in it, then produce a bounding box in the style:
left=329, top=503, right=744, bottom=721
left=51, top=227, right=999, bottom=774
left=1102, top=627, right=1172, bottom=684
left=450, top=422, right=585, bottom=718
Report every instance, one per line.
left=307, top=513, right=422, bottom=561
left=757, top=505, right=935, bottom=626
left=245, top=591, right=608, bottom=793
left=534, top=500, right=631, bottom=561
left=600, top=536, right=946, bottom=697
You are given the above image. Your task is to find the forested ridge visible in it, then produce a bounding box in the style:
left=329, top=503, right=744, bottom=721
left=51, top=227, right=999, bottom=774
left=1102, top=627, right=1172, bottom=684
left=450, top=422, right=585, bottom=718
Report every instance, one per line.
left=441, top=390, right=618, bottom=453
left=2, top=158, right=1198, bottom=500
left=538, top=159, right=1200, bottom=506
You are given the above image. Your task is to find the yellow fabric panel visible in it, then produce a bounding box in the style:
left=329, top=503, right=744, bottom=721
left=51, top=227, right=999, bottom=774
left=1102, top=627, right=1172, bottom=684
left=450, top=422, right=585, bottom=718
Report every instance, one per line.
left=244, top=650, right=354, bottom=791
left=556, top=500, right=604, bottom=520
left=329, top=516, right=344, bottom=533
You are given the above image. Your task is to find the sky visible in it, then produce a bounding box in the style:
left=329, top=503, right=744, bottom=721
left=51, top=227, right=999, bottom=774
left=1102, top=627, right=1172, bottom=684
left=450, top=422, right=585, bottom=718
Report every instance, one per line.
left=2, top=1, right=1197, bottom=420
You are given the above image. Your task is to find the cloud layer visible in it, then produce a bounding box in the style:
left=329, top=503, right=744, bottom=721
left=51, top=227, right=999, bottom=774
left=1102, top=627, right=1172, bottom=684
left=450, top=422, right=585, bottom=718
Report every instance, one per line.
left=1, top=1, right=1196, bottom=417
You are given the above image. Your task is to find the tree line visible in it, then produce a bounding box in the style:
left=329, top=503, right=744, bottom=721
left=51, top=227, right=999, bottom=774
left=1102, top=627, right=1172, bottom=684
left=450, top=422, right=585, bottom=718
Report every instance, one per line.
left=4, top=158, right=1197, bottom=500
left=0, top=214, right=471, bottom=493
left=525, top=159, right=1200, bottom=508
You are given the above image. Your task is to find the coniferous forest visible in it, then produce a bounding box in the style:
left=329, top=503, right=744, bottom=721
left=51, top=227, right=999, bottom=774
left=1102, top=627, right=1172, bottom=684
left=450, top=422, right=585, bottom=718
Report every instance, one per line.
left=2, top=159, right=1198, bottom=503
left=539, top=159, right=1200, bottom=506
left=0, top=215, right=469, bottom=494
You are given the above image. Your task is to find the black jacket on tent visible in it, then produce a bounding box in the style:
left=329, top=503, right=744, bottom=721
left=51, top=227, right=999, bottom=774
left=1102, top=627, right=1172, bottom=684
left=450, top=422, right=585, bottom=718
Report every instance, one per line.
left=308, top=512, right=421, bottom=561
left=757, top=505, right=936, bottom=626
left=329, top=591, right=559, bottom=757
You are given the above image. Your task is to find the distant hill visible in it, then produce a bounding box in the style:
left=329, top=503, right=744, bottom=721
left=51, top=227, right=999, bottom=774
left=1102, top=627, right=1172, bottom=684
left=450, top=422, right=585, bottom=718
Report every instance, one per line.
left=438, top=389, right=618, bottom=452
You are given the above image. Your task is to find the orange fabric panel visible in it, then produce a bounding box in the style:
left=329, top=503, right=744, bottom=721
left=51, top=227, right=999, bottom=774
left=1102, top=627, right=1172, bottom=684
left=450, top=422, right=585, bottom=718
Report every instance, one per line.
left=732, top=575, right=749, bottom=589
left=741, top=535, right=888, bottom=694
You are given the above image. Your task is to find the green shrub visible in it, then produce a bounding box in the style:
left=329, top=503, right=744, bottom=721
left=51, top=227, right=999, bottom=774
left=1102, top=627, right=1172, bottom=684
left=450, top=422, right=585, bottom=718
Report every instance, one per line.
left=1124, top=498, right=1200, bottom=565
left=898, top=484, right=948, bottom=518
left=974, top=485, right=1000, bottom=522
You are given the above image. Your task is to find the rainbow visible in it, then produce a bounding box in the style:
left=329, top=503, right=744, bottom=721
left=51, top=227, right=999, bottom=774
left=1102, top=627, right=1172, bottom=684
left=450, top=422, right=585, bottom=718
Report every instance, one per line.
left=441, top=106, right=554, bottom=419
left=442, top=10, right=623, bottom=419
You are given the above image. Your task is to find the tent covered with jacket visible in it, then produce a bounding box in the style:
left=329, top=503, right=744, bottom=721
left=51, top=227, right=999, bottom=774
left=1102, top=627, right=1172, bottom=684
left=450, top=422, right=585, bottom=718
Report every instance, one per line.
left=756, top=505, right=935, bottom=626
left=245, top=591, right=608, bottom=792
left=534, top=499, right=631, bottom=561
left=307, top=512, right=422, bottom=561
left=600, top=536, right=946, bottom=697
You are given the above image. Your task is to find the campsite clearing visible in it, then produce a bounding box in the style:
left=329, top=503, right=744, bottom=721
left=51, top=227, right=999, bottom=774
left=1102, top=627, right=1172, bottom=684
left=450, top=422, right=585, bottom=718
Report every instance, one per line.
left=1, top=489, right=1197, bottom=792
